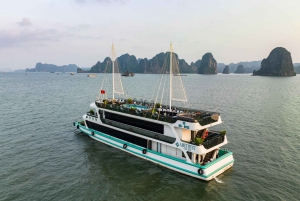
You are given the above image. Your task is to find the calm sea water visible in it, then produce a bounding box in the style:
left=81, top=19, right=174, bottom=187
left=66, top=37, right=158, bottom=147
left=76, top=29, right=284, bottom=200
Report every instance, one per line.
left=0, top=72, right=299, bottom=201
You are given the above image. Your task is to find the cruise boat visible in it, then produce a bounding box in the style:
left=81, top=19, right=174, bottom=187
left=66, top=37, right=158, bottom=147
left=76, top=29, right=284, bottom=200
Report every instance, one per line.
left=74, top=44, right=234, bottom=181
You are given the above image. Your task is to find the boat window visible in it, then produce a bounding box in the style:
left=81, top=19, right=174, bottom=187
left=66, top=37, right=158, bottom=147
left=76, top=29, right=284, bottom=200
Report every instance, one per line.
left=99, top=110, right=103, bottom=119
left=86, top=120, right=147, bottom=148
left=147, top=140, right=152, bottom=150
left=191, top=131, right=197, bottom=141
left=105, top=111, right=164, bottom=134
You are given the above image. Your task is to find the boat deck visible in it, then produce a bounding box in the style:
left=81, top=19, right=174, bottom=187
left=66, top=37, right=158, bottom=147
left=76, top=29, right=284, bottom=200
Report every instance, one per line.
left=94, top=99, right=220, bottom=126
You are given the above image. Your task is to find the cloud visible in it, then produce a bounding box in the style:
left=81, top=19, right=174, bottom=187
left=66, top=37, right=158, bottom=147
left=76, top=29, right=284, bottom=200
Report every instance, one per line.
left=0, top=29, right=62, bottom=48
left=75, top=0, right=129, bottom=4
left=17, top=18, right=32, bottom=26
left=66, top=23, right=91, bottom=30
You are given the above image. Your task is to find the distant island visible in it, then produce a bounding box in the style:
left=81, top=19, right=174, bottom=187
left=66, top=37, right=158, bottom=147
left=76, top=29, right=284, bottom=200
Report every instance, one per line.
left=17, top=49, right=300, bottom=75
left=198, top=53, right=217, bottom=74
left=295, top=65, right=300, bottom=74
left=25, top=62, right=78, bottom=72
left=222, top=65, right=230, bottom=74
left=234, top=65, right=246, bottom=74
left=253, top=47, right=296, bottom=76
left=78, top=52, right=198, bottom=74
left=218, top=61, right=260, bottom=74
left=77, top=52, right=263, bottom=75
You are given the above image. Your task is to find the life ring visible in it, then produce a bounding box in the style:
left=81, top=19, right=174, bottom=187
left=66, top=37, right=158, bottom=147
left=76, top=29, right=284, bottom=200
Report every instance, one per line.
left=91, top=131, right=94, bottom=136
left=142, top=149, right=147, bottom=154
left=198, top=168, right=204, bottom=175
left=123, top=144, right=127, bottom=149
left=77, top=125, right=79, bottom=129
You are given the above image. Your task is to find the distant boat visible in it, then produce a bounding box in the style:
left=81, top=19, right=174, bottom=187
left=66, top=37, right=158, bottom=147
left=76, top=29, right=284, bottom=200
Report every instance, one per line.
left=50, top=72, right=55, bottom=73
left=70, top=73, right=74, bottom=75
left=173, top=74, right=187, bottom=76
left=122, top=71, right=134, bottom=77
left=87, top=74, right=97, bottom=77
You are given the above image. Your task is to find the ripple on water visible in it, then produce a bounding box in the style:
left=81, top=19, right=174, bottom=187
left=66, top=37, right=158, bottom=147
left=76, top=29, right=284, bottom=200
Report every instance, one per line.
left=0, top=73, right=300, bottom=201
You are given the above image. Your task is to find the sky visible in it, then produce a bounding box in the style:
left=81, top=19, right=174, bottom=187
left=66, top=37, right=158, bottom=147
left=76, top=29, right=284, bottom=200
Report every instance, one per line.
left=0, top=0, right=300, bottom=70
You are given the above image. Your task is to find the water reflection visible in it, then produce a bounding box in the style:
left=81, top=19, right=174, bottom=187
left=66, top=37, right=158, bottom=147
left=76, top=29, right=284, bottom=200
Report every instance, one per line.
left=74, top=131, right=219, bottom=200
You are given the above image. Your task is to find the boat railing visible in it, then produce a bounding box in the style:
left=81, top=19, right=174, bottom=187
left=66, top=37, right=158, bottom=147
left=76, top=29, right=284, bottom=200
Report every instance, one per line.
left=202, top=135, right=225, bottom=149
left=86, top=112, right=98, bottom=118
left=95, top=100, right=220, bottom=126
left=96, top=101, right=179, bottom=123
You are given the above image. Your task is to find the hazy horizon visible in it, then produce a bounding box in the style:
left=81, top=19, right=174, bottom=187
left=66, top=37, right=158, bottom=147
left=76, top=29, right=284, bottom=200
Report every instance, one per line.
left=1, top=0, right=300, bottom=70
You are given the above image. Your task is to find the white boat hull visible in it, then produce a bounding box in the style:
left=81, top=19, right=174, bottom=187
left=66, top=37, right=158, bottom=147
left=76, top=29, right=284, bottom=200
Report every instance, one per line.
left=75, top=122, right=234, bottom=181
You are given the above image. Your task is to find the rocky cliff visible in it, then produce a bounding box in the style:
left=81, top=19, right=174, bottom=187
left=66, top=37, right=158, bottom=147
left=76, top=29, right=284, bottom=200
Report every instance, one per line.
left=234, top=65, right=246, bottom=74
left=253, top=47, right=296, bottom=76
left=222, top=65, right=230, bottom=74
left=198, top=53, right=217, bottom=74
left=83, top=52, right=198, bottom=74
left=136, top=52, right=197, bottom=74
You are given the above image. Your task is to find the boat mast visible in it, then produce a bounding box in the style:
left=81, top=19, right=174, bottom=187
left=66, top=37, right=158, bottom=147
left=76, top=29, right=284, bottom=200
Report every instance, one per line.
left=112, top=43, right=115, bottom=100
left=169, top=43, right=173, bottom=110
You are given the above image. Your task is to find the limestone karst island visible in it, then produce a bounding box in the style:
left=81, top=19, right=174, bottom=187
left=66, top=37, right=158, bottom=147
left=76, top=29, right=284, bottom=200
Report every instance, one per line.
left=253, top=47, right=296, bottom=76
left=24, top=47, right=298, bottom=77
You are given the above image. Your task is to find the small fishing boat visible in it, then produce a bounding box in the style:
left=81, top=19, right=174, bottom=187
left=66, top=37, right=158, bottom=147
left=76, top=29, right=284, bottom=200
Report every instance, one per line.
left=121, top=71, right=134, bottom=77
left=87, top=74, right=97, bottom=77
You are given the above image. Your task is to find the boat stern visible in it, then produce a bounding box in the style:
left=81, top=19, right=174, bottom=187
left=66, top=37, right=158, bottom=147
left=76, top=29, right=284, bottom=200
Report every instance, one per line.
left=198, top=149, right=234, bottom=181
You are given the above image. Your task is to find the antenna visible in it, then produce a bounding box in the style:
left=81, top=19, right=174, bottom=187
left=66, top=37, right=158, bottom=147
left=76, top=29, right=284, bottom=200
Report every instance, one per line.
left=112, top=43, right=115, bottom=100
left=169, top=43, right=173, bottom=110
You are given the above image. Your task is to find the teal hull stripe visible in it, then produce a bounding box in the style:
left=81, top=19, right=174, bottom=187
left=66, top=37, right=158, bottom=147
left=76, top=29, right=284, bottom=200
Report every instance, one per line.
left=77, top=123, right=233, bottom=169
left=76, top=123, right=234, bottom=179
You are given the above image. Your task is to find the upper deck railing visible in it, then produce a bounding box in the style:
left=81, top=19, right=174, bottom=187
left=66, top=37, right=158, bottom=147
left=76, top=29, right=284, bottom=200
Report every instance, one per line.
left=202, top=135, right=225, bottom=149
left=94, top=98, right=220, bottom=126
